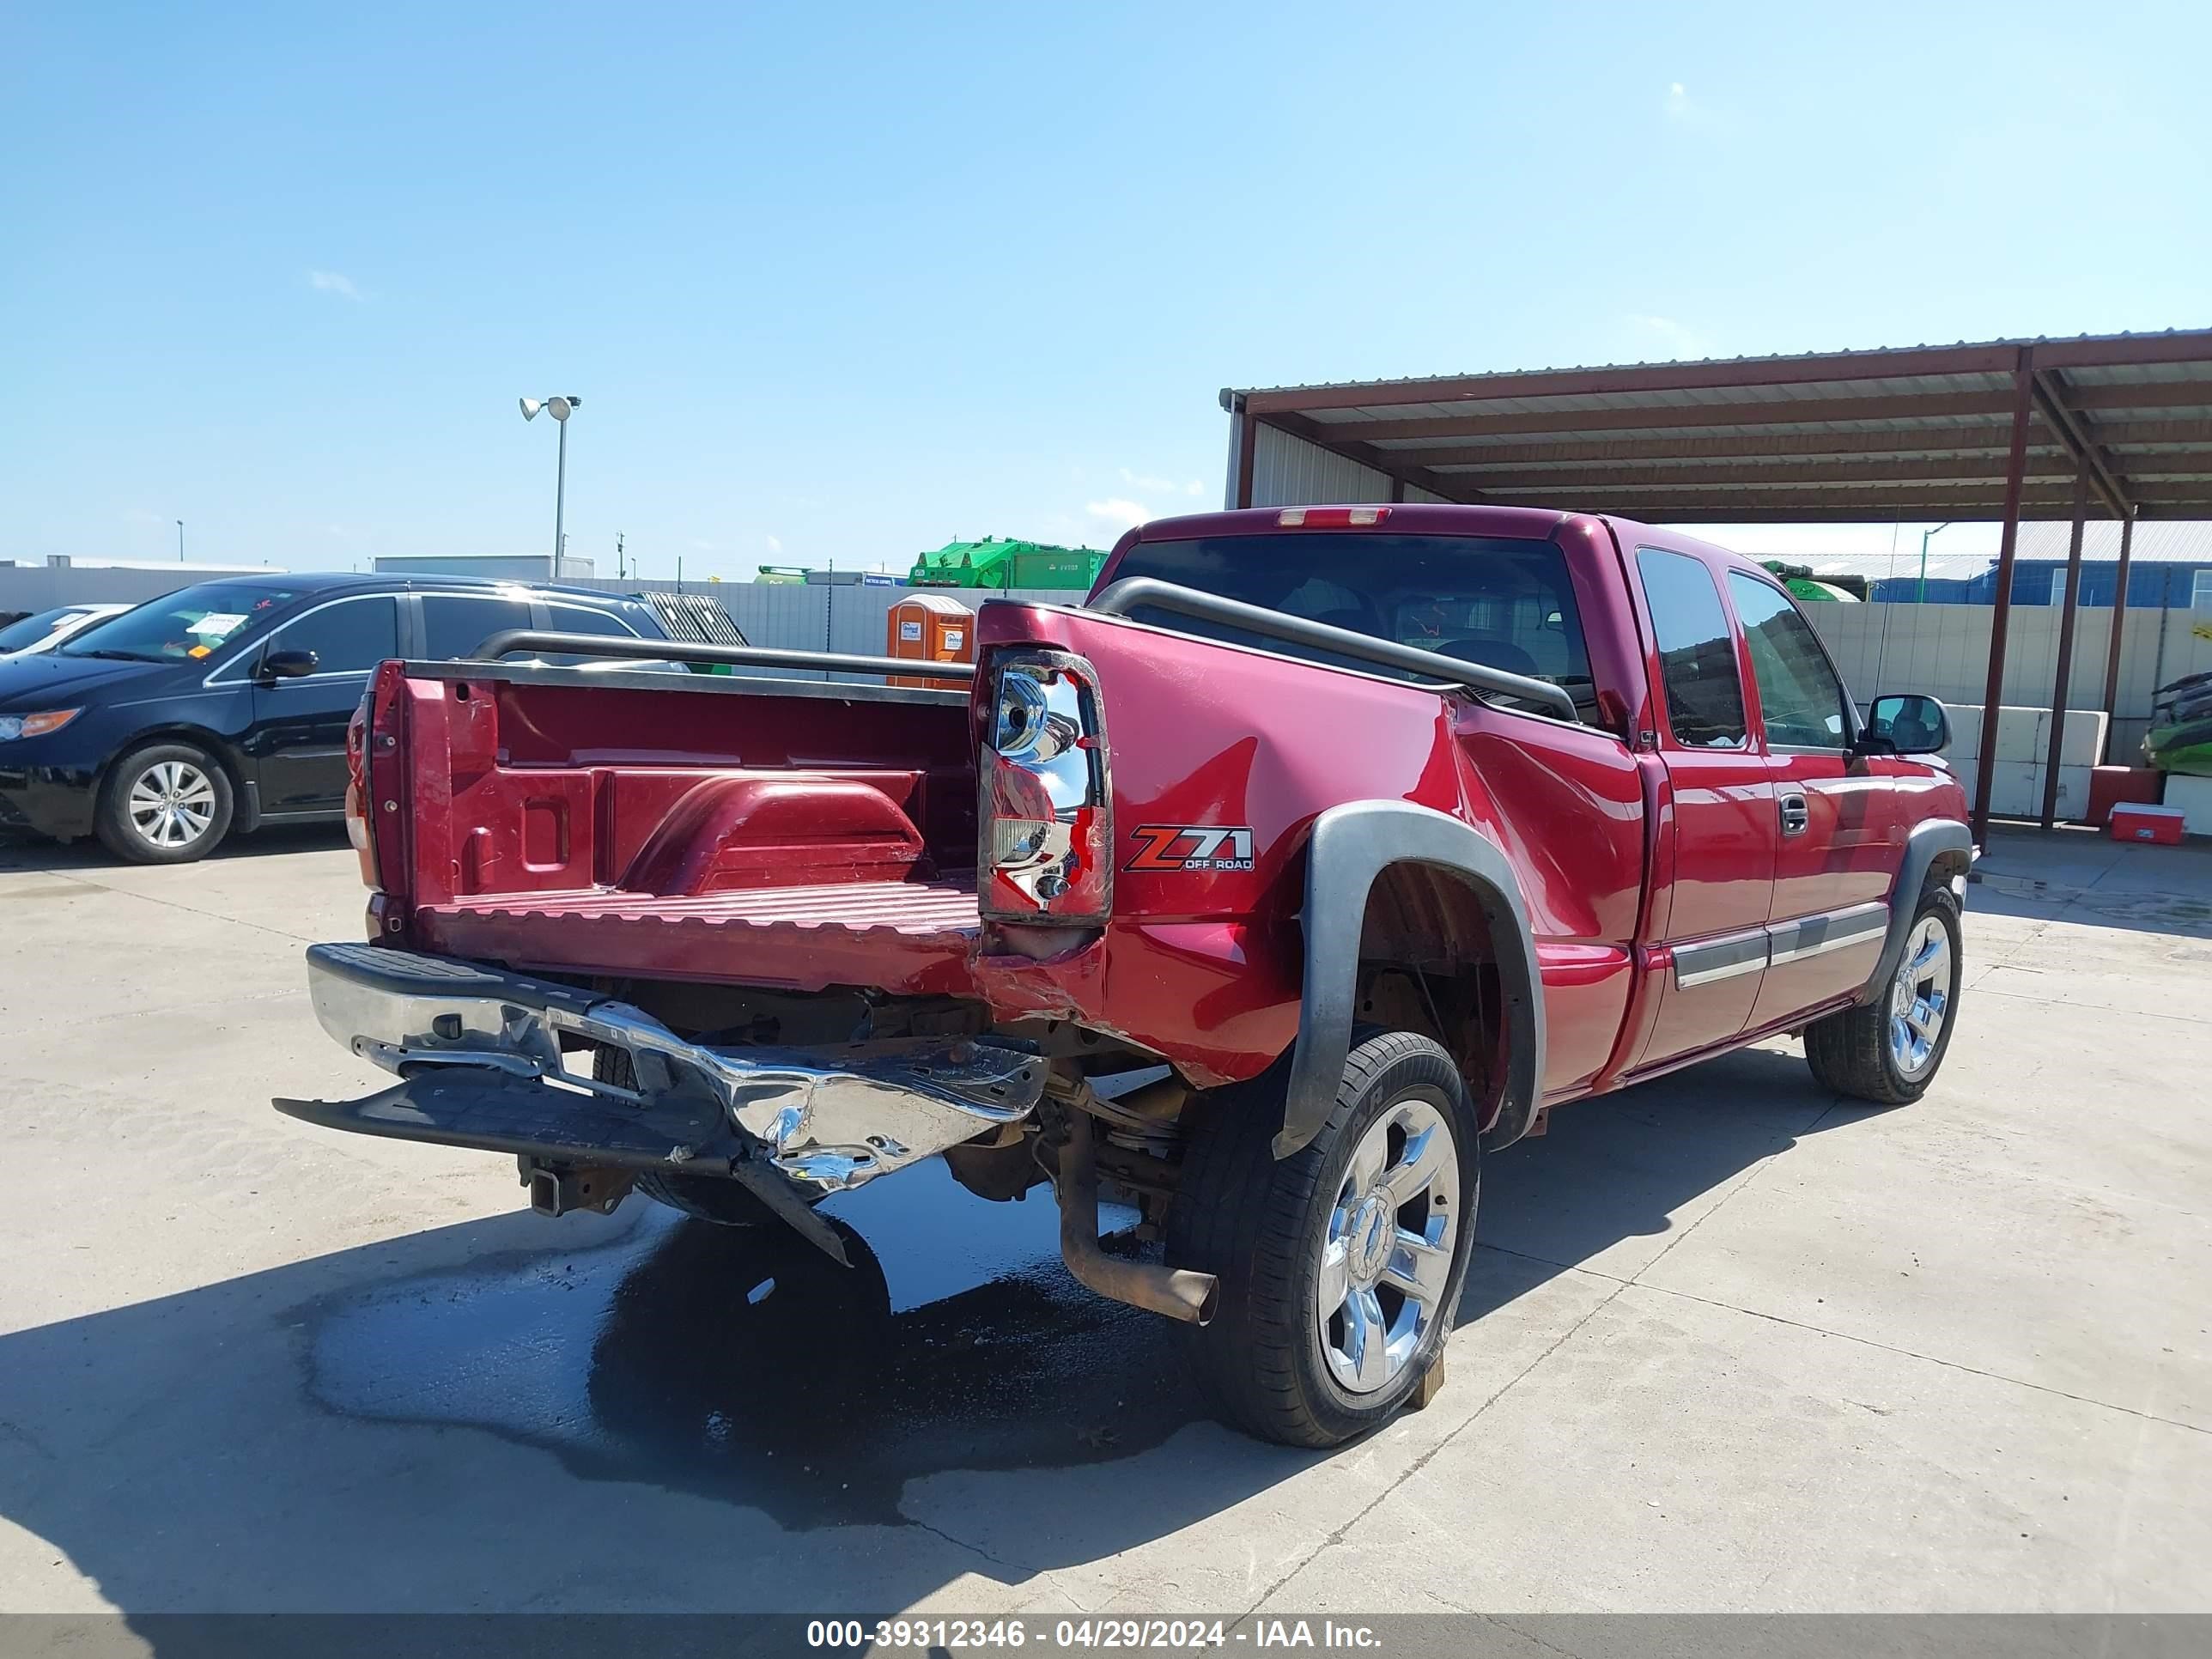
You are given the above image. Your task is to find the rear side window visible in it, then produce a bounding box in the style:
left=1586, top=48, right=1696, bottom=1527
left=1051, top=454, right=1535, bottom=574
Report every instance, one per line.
left=546, top=603, right=640, bottom=638
left=1108, top=532, right=1594, bottom=715
left=1725, top=574, right=1849, bottom=750
left=265, top=595, right=399, bottom=675
left=1636, top=549, right=1747, bottom=749
left=543, top=603, right=644, bottom=666
left=421, top=594, right=534, bottom=660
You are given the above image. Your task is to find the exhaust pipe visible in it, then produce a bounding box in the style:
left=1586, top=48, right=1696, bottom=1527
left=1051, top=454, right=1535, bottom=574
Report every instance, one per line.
left=1057, top=1110, right=1218, bottom=1325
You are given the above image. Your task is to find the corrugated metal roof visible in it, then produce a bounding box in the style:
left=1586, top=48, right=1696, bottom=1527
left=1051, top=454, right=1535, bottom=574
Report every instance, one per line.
left=1229, top=331, right=2203, bottom=402
left=1229, top=329, right=2212, bottom=524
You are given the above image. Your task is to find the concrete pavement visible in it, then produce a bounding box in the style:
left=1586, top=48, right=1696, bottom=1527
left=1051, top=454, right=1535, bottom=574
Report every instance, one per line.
left=0, top=823, right=2207, bottom=1616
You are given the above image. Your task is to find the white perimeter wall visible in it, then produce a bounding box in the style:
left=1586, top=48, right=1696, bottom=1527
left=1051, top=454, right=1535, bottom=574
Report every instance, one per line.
left=0, top=563, right=1079, bottom=687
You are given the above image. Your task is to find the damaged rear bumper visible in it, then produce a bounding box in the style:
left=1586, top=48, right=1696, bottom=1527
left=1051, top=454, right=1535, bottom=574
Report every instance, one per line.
left=275, top=942, right=1046, bottom=1197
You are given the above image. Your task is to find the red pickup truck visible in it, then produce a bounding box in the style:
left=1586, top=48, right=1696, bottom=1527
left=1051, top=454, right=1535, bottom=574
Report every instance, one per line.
left=277, top=505, right=1972, bottom=1446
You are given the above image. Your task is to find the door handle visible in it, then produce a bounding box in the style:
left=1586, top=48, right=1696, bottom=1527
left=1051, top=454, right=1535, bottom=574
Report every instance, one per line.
left=1778, top=790, right=1810, bottom=836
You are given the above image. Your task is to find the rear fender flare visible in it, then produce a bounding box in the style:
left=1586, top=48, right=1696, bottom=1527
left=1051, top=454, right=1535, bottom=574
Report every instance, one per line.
left=1857, top=817, right=1974, bottom=1005
left=1281, top=801, right=1545, bottom=1159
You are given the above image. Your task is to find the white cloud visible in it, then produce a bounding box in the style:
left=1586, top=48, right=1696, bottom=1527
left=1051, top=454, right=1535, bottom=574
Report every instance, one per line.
left=1185, top=479, right=1206, bottom=496
left=1118, top=467, right=1179, bottom=493
left=764, top=534, right=783, bottom=554
left=1626, top=313, right=1716, bottom=362
left=1085, top=497, right=1152, bottom=530
left=689, top=538, right=716, bottom=551
left=308, top=269, right=364, bottom=301
left=1662, top=81, right=1728, bottom=131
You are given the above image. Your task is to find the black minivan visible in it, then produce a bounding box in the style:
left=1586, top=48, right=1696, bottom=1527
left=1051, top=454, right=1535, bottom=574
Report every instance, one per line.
left=0, top=574, right=676, bottom=862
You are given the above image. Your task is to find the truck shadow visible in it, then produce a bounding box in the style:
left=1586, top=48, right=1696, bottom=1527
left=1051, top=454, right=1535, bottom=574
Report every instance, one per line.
left=0, top=1044, right=1845, bottom=1617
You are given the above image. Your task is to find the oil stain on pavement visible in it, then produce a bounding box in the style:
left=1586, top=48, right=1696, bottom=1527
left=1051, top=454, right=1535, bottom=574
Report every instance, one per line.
left=302, top=1162, right=1203, bottom=1528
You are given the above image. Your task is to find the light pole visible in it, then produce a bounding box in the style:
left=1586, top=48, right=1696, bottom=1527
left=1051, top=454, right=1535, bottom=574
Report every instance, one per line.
left=1916, top=521, right=1954, bottom=605
left=520, top=396, right=581, bottom=570
left=176, top=520, right=185, bottom=562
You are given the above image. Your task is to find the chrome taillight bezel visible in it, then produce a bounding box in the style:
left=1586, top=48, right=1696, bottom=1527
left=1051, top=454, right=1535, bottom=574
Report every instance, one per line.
left=977, top=648, right=1112, bottom=922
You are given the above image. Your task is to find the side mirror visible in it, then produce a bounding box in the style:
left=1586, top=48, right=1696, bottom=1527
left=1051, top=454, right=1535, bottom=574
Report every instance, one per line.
left=1862, top=693, right=1949, bottom=757
left=259, top=648, right=319, bottom=681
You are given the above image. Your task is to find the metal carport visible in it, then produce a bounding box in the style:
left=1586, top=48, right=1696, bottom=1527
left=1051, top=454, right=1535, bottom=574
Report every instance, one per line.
left=1221, top=329, right=2212, bottom=841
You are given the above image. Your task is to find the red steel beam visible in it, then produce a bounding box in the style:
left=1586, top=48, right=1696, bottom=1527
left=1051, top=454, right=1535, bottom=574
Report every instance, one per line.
left=1309, top=391, right=2019, bottom=444
left=1577, top=502, right=2178, bottom=524
left=1386, top=430, right=2071, bottom=469
left=2031, top=372, right=2132, bottom=517
left=2094, top=418, right=2212, bottom=447
left=1233, top=331, right=2212, bottom=417
left=2111, top=449, right=2212, bottom=473
left=1239, top=343, right=2025, bottom=415
left=2040, top=465, right=2094, bottom=830
left=2065, top=380, right=2212, bottom=412
left=1438, top=455, right=2083, bottom=492
left=2029, top=331, right=2212, bottom=370
left=1973, top=347, right=2039, bottom=845
left=1377, top=416, right=2212, bottom=469
left=2101, top=512, right=2137, bottom=723
left=1485, top=489, right=2091, bottom=519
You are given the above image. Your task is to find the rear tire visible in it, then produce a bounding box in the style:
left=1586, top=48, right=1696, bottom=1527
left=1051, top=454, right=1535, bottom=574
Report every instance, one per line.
left=1805, top=884, right=1963, bottom=1105
left=94, top=742, right=234, bottom=864
left=1165, top=1030, right=1479, bottom=1448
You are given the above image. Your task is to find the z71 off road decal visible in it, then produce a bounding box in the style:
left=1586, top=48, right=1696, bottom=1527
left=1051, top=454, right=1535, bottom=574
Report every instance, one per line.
left=1124, top=824, right=1256, bottom=873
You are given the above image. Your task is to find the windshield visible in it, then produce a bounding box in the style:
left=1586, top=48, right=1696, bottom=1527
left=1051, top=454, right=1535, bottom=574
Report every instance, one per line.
left=0, top=608, right=83, bottom=653
left=1105, top=532, right=1594, bottom=714
left=57, top=582, right=302, bottom=663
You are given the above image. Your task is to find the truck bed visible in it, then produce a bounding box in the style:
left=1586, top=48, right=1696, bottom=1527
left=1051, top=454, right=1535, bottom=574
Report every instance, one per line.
left=367, top=662, right=984, bottom=994
left=411, top=874, right=982, bottom=994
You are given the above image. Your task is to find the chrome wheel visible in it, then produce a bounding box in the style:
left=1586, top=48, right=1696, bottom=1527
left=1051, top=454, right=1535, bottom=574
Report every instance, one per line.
left=127, top=760, right=217, bottom=850
left=1888, top=915, right=1952, bottom=1080
left=1317, top=1095, right=1460, bottom=1395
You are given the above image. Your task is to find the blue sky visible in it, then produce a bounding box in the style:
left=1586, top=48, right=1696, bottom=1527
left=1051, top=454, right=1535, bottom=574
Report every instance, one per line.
left=4, top=2, right=2209, bottom=581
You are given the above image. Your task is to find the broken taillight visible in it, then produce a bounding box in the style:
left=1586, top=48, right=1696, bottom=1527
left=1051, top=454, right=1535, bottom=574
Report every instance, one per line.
left=980, top=650, right=1111, bottom=921
left=350, top=659, right=411, bottom=940
left=344, top=693, right=375, bottom=887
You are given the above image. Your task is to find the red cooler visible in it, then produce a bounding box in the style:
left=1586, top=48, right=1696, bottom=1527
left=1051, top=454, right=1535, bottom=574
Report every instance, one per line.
left=2109, top=803, right=2185, bottom=845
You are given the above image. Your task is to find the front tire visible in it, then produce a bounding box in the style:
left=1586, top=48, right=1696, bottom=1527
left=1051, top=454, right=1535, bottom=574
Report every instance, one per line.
left=592, top=1043, right=782, bottom=1226
left=1166, top=1030, right=1479, bottom=1448
left=1805, top=884, right=1963, bottom=1104
left=94, top=743, right=234, bottom=864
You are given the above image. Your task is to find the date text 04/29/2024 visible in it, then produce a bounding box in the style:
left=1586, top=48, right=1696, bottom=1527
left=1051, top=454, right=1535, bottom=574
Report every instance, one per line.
left=805, top=1618, right=1384, bottom=1650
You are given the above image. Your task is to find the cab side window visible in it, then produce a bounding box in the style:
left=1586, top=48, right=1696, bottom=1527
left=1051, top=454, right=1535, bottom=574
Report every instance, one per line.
left=1726, top=574, right=1849, bottom=750
left=1636, top=549, right=1747, bottom=749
